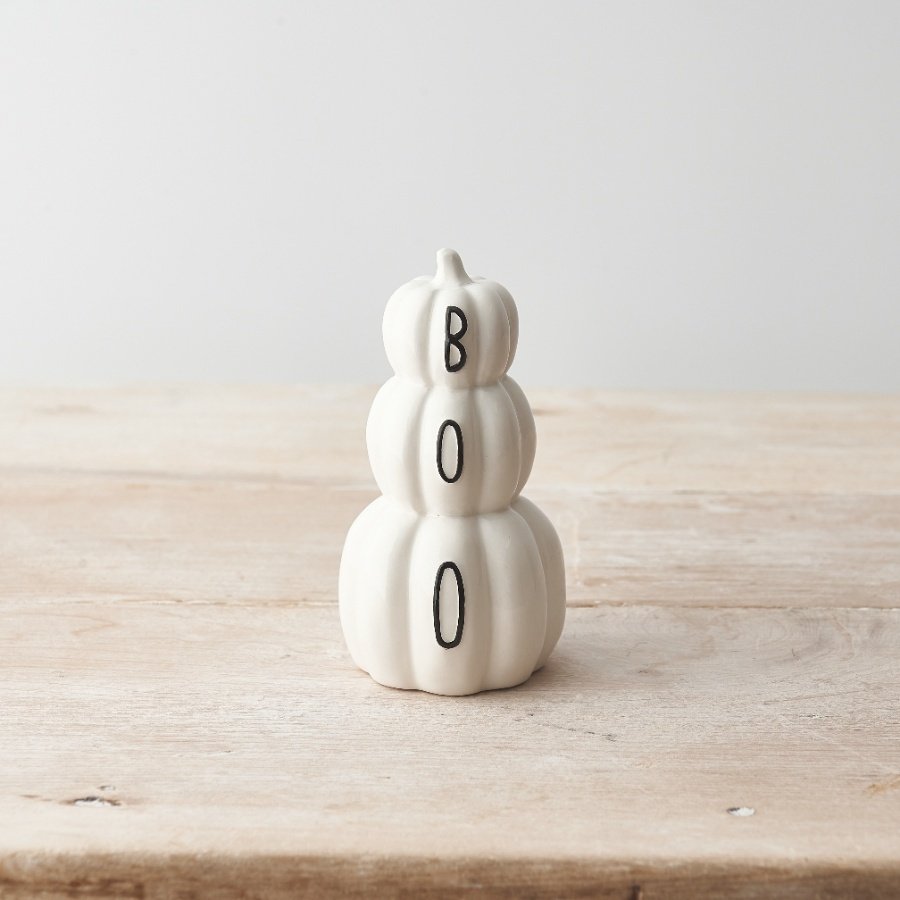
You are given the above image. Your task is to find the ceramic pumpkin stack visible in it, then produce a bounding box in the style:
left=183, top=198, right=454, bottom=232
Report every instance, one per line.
left=339, top=249, right=565, bottom=695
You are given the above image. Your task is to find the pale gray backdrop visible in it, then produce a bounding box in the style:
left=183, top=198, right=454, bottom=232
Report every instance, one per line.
left=1, top=1, right=898, bottom=390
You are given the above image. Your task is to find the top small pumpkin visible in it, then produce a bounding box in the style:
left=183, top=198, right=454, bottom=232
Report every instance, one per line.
left=383, top=249, right=519, bottom=387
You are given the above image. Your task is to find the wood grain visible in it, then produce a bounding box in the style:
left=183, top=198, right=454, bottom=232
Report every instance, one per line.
left=2, top=478, right=897, bottom=609
left=2, top=386, right=899, bottom=492
left=1, top=387, right=898, bottom=898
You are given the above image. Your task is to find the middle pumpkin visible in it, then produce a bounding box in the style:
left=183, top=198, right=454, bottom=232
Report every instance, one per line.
left=367, top=374, right=536, bottom=516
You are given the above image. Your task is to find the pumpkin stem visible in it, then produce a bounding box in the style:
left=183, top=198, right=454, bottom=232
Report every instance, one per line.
left=434, top=248, right=471, bottom=285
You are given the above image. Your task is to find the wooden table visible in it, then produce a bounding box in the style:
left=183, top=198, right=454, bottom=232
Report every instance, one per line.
left=1, top=387, right=898, bottom=898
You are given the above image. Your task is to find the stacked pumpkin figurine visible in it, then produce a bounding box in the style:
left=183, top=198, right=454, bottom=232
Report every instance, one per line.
left=339, top=249, right=566, bottom=695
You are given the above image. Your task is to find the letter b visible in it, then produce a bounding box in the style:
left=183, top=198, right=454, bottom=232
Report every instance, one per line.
left=444, top=306, right=468, bottom=373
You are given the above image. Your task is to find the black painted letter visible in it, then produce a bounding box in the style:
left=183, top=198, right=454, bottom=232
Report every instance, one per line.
left=436, top=419, right=463, bottom=483
left=444, top=306, right=468, bottom=372
left=433, top=562, right=465, bottom=649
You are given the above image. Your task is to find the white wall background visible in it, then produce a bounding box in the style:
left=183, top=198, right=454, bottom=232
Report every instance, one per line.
left=1, top=0, right=898, bottom=390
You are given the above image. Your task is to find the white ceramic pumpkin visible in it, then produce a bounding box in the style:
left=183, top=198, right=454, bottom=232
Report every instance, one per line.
left=382, top=248, right=519, bottom=388
left=366, top=374, right=536, bottom=515
left=339, top=496, right=566, bottom=696
left=339, top=249, right=566, bottom=695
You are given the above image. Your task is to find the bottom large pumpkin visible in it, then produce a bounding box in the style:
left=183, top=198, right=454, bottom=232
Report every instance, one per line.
left=338, top=496, right=566, bottom=696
